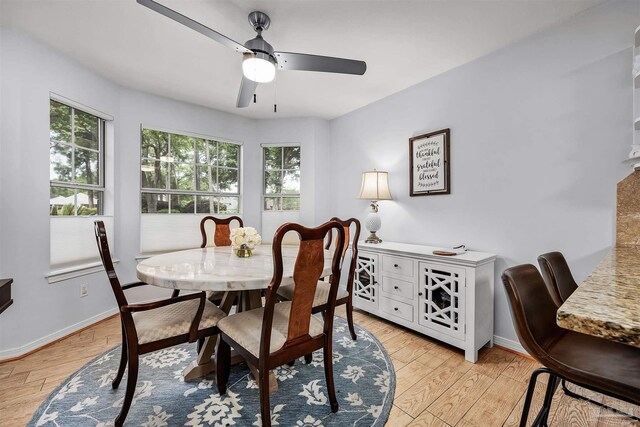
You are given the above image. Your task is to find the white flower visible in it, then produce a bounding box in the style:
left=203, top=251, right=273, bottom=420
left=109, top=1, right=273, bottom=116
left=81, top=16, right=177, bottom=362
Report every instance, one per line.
left=374, top=370, right=390, bottom=393
left=368, top=404, right=383, bottom=418
left=142, top=405, right=173, bottom=427
left=245, top=227, right=257, bottom=236
left=142, top=348, right=189, bottom=369
left=299, top=379, right=327, bottom=405
left=345, top=392, right=363, bottom=406
left=296, top=415, right=323, bottom=427
left=36, top=411, right=59, bottom=426
left=70, top=396, right=98, bottom=412
left=231, top=227, right=262, bottom=249
left=341, top=365, right=365, bottom=383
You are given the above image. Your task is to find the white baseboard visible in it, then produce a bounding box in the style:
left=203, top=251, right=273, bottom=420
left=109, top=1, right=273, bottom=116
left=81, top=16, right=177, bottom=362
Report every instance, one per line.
left=0, top=307, right=118, bottom=361
left=493, top=335, right=528, bottom=356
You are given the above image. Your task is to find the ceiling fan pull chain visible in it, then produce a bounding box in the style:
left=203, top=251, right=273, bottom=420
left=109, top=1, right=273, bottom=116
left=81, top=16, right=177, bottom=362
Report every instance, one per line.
left=253, top=94, right=257, bottom=104
left=273, top=77, right=277, bottom=113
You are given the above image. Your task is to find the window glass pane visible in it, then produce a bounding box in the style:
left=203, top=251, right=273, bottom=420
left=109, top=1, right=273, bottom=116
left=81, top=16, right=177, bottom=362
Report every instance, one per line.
left=264, top=170, right=282, bottom=194
left=74, top=147, right=100, bottom=185
left=218, top=196, right=239, bottom=214
left=170, top=194, right=194, bottom=213
left=282, top=197, right=300, bottom=211
left=218, top=168, right=238, bottom=193
left=74, top=110, right=100, bottom=150
left=141, top=193, right=169, bottom=213
left=263, top=197, right=281, bottom=211
left=194, top=138, right=211, bottom=164
left=195, top=164, right=214, bottom=192
left=282, top=170, right=300, bottom=194
left=50, top=186, right=75, bottom=216
left=50, top=101, right=71, bottom=144
left=141, top=160, right=167, bottom=189
left=76, top=189, right=102, bottom=215
left=50, top=142, right=72, bottom=182
left=283, top=146, right=300, bottom=169
left=195, top=195, right=214, bottom=214
left=142, top=129, right=168, bottom=160
left=169, top=163, right=194, bottom=191
left=170, top=134, right=194, bottom=163
left=218, top=143, right=238, bottom=168
left=264, top=147, right=282, bottom=170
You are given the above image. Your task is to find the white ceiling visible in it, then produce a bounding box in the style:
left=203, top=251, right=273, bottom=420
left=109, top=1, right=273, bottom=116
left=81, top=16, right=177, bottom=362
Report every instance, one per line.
left=1, top=0, right=603, bottom=120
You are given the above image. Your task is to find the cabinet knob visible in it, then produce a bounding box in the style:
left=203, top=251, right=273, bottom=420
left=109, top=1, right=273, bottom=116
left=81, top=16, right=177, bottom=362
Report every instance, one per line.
left=393, top=285, right=399, bottom=290
left=418, top=292, right=423, bottom=296
left=394, top=307, right=399, bottom=311
left=394, top=264, right=399, bottom=268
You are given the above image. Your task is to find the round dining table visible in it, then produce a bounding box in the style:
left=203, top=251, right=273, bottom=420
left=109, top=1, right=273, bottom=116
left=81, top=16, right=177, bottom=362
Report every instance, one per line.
left=136, top=244, right=333, bottom=387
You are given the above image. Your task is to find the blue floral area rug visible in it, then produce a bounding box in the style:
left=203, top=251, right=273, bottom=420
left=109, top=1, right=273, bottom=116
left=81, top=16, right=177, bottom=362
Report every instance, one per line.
left=29, top=317, right=394, bottom=426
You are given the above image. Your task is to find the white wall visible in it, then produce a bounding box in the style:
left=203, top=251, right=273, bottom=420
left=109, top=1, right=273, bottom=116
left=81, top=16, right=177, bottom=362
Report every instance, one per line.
left=328, top=0, right=639, bottom=346
left=0, top=29, right=331, bottom=358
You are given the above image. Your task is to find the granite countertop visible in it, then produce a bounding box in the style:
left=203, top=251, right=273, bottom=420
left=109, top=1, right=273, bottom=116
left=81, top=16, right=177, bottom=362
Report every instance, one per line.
left=557, top=246, right=640, bottom=347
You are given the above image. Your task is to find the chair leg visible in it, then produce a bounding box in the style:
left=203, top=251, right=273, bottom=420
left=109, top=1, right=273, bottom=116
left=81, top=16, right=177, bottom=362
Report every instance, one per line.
left=304, top=353, right=313, bottom=364
left=114, top=344, right=139, bottom=427
left=216, top=338, right=231, bottom=395
left=346, top=300, right=357, bottom=341
left=112, top=323, right=128, bottom=389
left=323, top=334, right=339, bottom=413
left=532, top=374, right=559, bottom=427
left=561, top=380, right=640, bottom=422
left=197, top=337, right=204, bottom=354
left=286, top=359, right=296, bottom=366
left=520, top=368, right=549, bottom=427
left=259, top=367, right=272, bottom=427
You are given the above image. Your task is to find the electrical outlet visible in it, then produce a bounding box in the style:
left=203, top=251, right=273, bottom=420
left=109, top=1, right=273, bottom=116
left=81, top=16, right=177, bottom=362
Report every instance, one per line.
left=80, top=284, right=88, bottom=298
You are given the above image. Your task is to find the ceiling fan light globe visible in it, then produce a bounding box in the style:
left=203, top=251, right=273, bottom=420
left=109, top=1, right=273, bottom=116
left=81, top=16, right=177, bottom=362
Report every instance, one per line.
left=242, top=55, right=276, bottom=83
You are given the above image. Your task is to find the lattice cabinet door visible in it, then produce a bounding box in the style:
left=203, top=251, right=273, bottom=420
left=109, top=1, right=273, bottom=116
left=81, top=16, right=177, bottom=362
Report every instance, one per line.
left=417, top=262, right=466, bottom=340
left=353, top=252, right=379, bottom=311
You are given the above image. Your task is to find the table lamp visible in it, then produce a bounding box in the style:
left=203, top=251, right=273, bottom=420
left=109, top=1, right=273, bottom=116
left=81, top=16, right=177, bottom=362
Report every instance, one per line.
left=357, top=170, right=392, bottom=243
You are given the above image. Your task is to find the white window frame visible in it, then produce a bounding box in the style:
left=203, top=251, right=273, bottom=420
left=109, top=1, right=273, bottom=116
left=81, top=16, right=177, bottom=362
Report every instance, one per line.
left=49, top=96, right=107, bottom=216
left=48, top=93, right=115, bottom=279
left=262, top=143, right=301, bottom=212
left=140, top=125, right=243, bottom=215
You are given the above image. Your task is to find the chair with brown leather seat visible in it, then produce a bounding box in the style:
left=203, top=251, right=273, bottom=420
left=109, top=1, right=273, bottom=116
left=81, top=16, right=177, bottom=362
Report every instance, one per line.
left=502, top=264, right=640, bottom=427
left=537, top=251, right=579, bottom=307
left=216, top=221, right=346, bottom=427
left=277, top=217, right=361, bottom=341
left=95, top=221, right=227, bottom=427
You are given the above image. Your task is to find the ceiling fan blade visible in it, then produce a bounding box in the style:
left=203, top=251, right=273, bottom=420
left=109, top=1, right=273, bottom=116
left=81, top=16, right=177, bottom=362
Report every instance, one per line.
left=236, top=76, right=258, bottom=108
left=274, top=52, right=366, bottom=75
left=137, top=0, right=252, bottom=54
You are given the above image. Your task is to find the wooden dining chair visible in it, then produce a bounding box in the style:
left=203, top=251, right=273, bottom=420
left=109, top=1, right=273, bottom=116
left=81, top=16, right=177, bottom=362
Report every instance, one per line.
left=277, top=217, right=360, bottom=341
left=94, top=221, right=227, bottom=427
left=216, top=221, right=346, bottom=427
left=200, top=215, right=243, bottom=248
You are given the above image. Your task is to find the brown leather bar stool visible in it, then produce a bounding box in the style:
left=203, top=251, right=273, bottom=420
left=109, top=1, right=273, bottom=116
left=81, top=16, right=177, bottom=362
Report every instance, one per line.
left=502, top=265, right=640, bottom=427
left=537, top=251, right=578, bottom=307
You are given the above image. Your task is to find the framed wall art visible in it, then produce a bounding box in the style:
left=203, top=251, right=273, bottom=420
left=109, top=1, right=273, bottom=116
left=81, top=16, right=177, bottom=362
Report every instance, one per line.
left=409, top=128, right=450, bottom=196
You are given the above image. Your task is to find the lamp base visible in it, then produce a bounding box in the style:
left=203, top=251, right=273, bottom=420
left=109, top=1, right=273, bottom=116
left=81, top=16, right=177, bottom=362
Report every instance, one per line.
left=365, top=231, right=382, bottom=244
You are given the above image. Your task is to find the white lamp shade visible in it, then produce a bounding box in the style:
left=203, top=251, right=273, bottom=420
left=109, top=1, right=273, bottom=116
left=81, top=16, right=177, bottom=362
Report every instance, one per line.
left=242, top=53, right=276, bottom=83
left=358, top=170, right=392, bottom=201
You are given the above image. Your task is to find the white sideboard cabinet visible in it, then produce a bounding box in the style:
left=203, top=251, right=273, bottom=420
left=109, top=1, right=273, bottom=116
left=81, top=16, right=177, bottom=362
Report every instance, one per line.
left=352, top=241, right=496, bottom=362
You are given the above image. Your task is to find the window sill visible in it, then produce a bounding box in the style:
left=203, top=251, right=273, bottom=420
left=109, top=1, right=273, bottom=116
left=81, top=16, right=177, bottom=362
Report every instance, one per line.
left=46, top=260, right=118, bottom=284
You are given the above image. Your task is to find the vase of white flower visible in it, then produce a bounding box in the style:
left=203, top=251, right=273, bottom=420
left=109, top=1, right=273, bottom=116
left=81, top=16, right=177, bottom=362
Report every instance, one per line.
left=230, top=227, right=262, bottom=258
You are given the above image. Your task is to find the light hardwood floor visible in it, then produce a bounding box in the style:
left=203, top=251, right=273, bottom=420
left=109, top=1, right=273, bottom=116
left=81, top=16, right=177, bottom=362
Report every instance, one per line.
left=1, top=307, right=638, bottom=427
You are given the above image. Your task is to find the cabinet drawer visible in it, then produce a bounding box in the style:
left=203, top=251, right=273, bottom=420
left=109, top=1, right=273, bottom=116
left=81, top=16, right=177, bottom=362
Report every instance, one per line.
left=381, top=276, right=414, bottom=300
left=379, top=296, right=413, bottom=322
left=382, top=255, right=414, bottom=278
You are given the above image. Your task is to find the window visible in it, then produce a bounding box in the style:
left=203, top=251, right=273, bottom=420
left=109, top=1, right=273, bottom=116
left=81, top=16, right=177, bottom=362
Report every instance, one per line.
left=49, top=100, right=105, bottom=216
left=140, top=128, right=241, bottom=214
left=263, top=145, right=300, bottom=211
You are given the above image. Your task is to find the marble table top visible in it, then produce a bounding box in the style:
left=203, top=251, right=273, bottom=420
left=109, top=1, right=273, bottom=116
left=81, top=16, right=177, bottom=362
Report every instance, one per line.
left=137, top=245, right=333, bottom=292
left=557, top=246, right=640, bottom=348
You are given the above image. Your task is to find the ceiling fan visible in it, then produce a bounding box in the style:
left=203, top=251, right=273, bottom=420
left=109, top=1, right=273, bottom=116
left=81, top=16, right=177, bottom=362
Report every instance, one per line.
left=137, top=0, right=367, bottom=108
